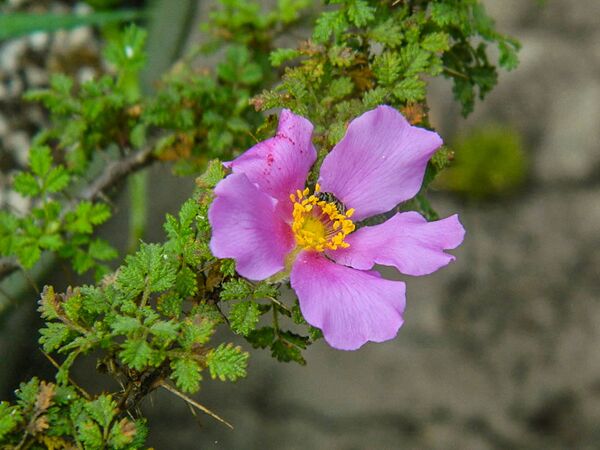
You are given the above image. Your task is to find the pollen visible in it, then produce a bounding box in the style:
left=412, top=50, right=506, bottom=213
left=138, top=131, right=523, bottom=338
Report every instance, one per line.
left=290, top=187, right=355, bottom=252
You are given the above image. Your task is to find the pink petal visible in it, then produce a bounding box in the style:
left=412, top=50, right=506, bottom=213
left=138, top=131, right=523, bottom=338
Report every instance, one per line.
left=227, top=109, right=317, bottom=204
left=331, top=212, right=465, bottom=276
left=318, top=105, right=442, bottom=220
left=290, top=251, right=406, bottom=350
left=209, top=173, right=295, bottom=281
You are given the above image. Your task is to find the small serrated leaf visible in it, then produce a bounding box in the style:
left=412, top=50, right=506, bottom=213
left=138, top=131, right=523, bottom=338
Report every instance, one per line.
left=111, top=316, right=141, bottom=335
left=119, top=339, right=153, bottom=370
left=45, top=166, right=70, bottom=193
left=220, top=279, right=251, bottom=301
left=39, top=323, right=71, bottom=353
left=13, top=172, right=40, bottom=197
left=246, top=327, right=275, bottom=349
left=206, top=343, right=248, bottom=382
left=30, top=146, right=52, bottom=177
left=170, top=358, right=202, bottom=394
left=229, top=301, right=261, bottom=336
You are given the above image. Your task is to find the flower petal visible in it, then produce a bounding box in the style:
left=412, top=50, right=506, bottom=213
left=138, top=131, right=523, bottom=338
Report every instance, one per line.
left=290, top=251, right=406, bottom=350
left=318, top=105, right=442, bottom=220
left=331, top=212, right=465, bottom=276
left=227, top=109, right=317, bottom=203
left=209, top=173, right=295, bottom=281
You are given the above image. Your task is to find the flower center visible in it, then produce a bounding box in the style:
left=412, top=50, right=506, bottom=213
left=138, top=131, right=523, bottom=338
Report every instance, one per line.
left=290, top=184, right=355, bottom=252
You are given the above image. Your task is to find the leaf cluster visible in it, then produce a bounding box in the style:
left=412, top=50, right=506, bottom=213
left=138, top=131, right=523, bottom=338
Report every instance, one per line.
left=0, top=378, right=147, bottom=449
left=37, top=184, right=249, bottom=401
left=251, top=0, right=519, bottom=217
left=2, top=146, right=115, bottom=277
left=219, top=277, right=321, bottom=365
left=1, top=0, right=315, bottom=276
left=255, top=0, right=519, bottom=127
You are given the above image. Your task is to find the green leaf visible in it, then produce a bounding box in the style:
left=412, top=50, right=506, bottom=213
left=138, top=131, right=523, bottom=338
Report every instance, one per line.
left=170, top=358, right=202, bottom=394
left=108, top=418, right=138, bottom=449
left=421, top=32, right=450, bottom=53
left=0, top=402, right=21, bottom=440
left=157, top=293, right=183, bottom=318
left=130, top=123, right=147, bottom=148
left=206, top=343, right=248, bottom=382
left=498, top=40, right=520, bottom=70
left=39, top=322, right=71, bottom=353
left=369, top=19, right=404, bottom=47
left=119, top=339, right=153, bottom=370
left=220, top=279, right=251, bottom=301
left=103, top=24, right=148, bottom=73
left=240, top=63, right=263, bottom=85
left=178, top=316, right=215, bottom=349
left=45, top=166, right=70, bottom=193
left=393, top=77, right=426, bottom=102
left=246, top=326, right=275, bottom=349
left=175, top=266, right=197, bottom=297
left=38, top=286, right=59, bottom=320
left=13, top=172, right=40, bottom=197
left=117, top=244, right=177, bottom=298
left=178, top=198, right=200, bottom=228
left=373, top=52, right=401, bottom=86
left=149, top=320, right=179, bottom=344
left=38, top=233, right=63, bottom=250
left=88, top=239, right=118, bottom=261
left=313, top=11, right=347, bottom=43
left=80, top=285, right=110, bottom=315
left=110, top=316, right=141, bottom=335
left=328, top=76, right=354, bottom=100
left=362, top=87, right=389, bottom=108
left=252, top=282, right=277, bottom=300
left=84, top=395, right=116, bottom=429
left=229, top=301, right=261, bottom=336
left=196, top=159, right=225, bottom=188
left=30, top=146, right=53, bottom=177
left=77, top=421, right=104, bottom=449
left=65, top=202, right=111, bottom=234
left=347, top=0, right=375, bottom=27
left=271, top=338, right=306, bottom=364
left=16, top=378, right=39, bottom=409
left=17, top=241, right=41, bottom=268
left=219, top=259, right=236, bottom=277
left=89, top=203, right=112, bottom=225
left=270, top=48, right=300, bottom=67
left=280, top=330, right=309, bottom=348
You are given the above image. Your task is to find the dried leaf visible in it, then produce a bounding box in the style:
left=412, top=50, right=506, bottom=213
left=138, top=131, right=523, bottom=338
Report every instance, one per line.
left=35, top=381, right=56, bottom=412
left=119, top=418, right=137, bottom=439
left=32, top=415, right=49, bottom=433
left=401, top=103, right=427, bottom=125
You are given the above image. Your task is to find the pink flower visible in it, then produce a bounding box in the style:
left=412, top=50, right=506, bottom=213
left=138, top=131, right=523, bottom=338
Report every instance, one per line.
left=209, top=106, right=465, bottom=350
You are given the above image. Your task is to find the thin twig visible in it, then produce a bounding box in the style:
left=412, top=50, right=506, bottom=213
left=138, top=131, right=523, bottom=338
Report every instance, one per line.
left=443, top=67, right=470, bottom=80
left=40, top=350, right=92, bottom=400
left=159, top=382, right=234, bottom=429
left=269, top=296, right=291, bottom=315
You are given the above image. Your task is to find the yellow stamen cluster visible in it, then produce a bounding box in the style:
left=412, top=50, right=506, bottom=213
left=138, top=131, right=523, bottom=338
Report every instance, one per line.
left=290, top=184, right=355, bottom=252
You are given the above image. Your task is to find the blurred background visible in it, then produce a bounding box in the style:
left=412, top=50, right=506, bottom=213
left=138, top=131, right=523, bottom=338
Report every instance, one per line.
left=1, top=0, right=600, bottom=448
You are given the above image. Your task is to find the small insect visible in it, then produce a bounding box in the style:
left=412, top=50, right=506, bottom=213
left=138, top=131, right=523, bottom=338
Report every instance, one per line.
left=315, top=191, right=347, bottom=214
